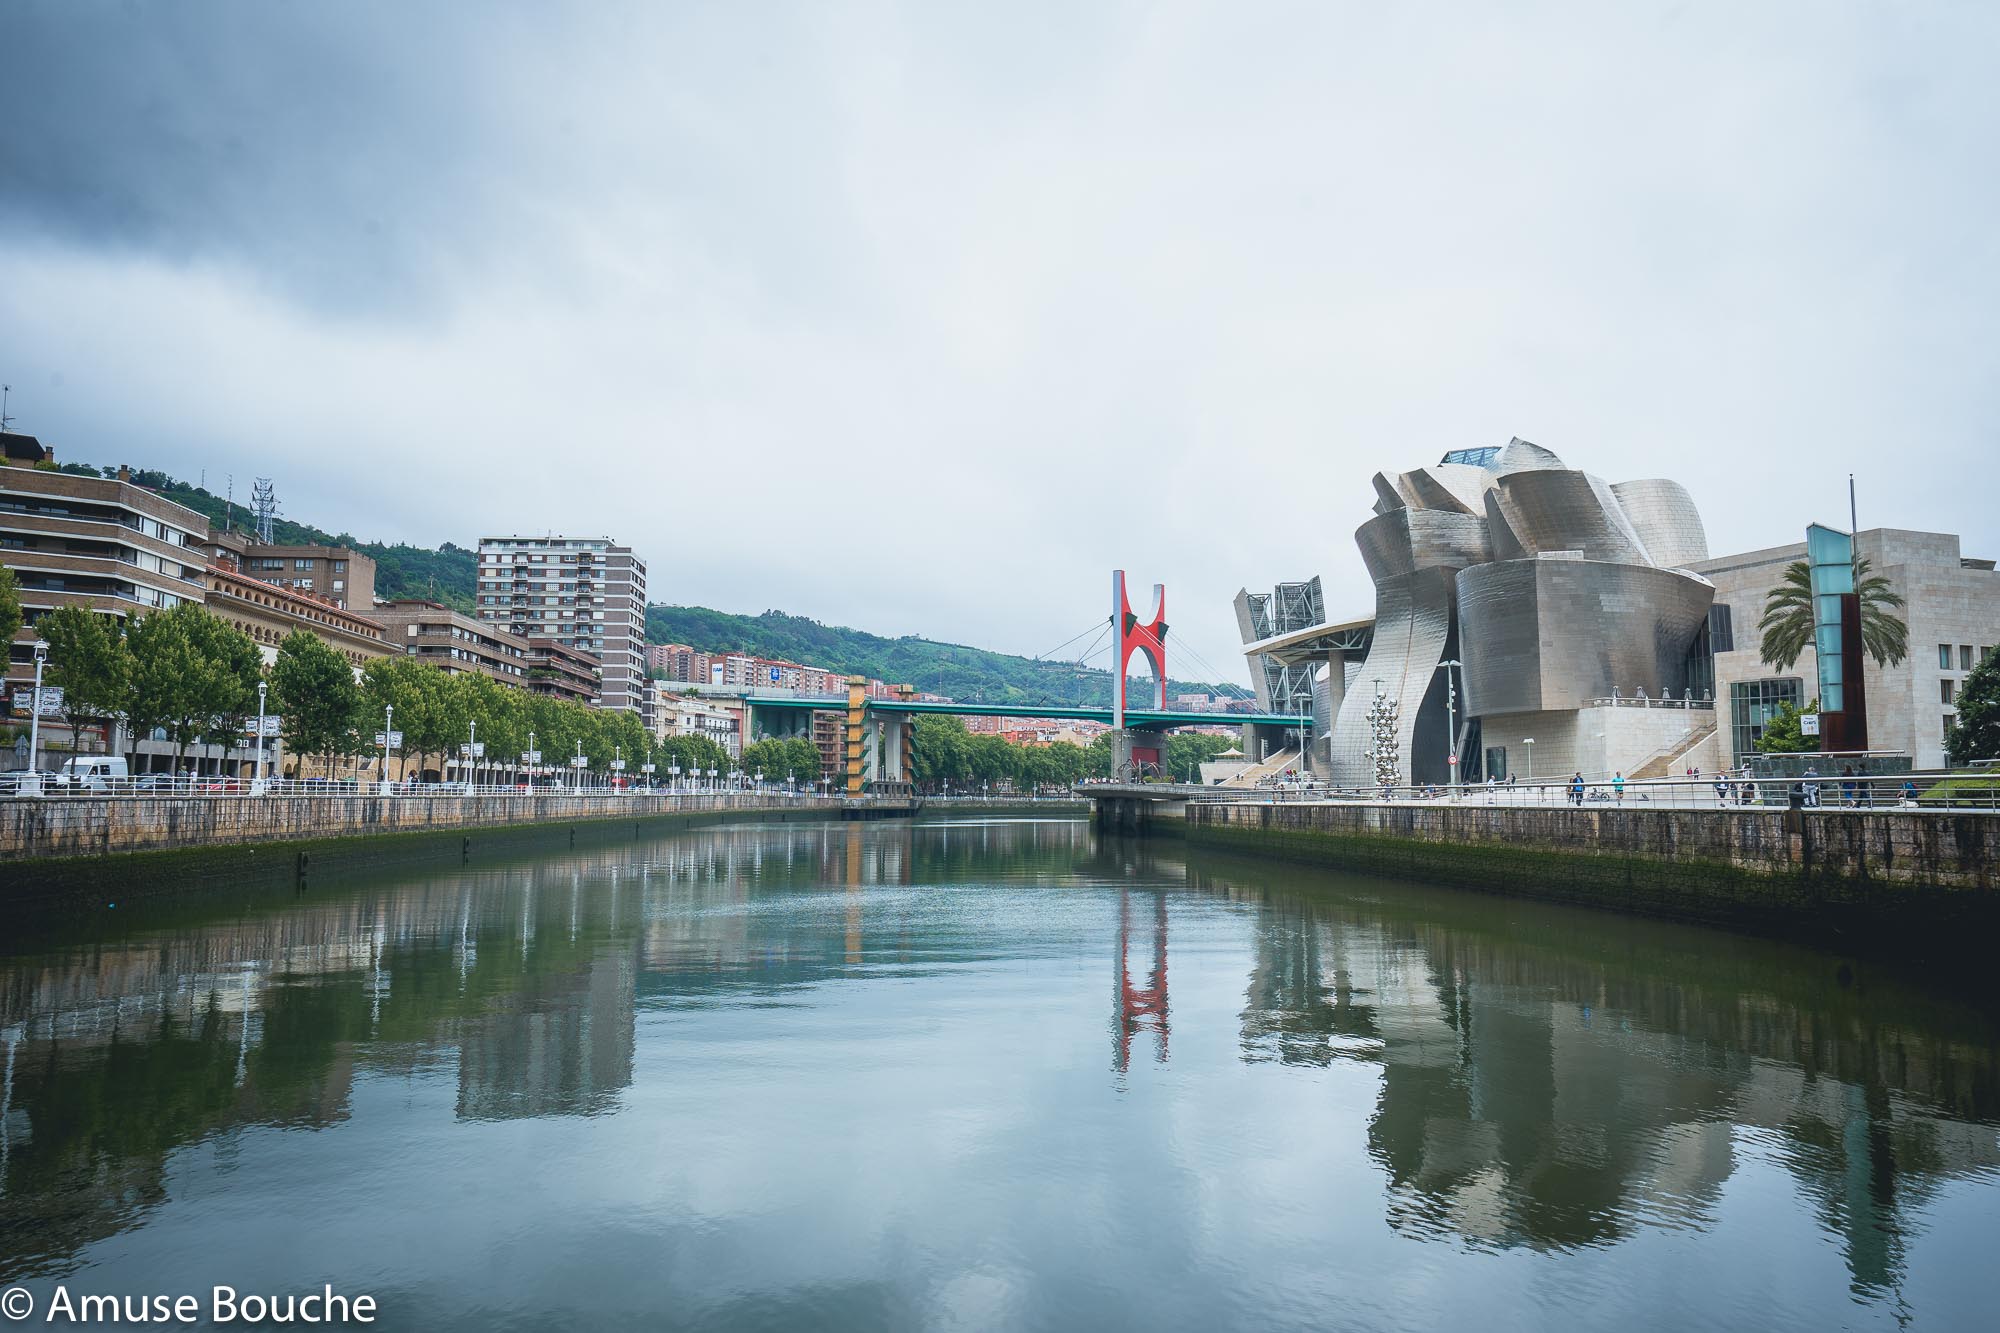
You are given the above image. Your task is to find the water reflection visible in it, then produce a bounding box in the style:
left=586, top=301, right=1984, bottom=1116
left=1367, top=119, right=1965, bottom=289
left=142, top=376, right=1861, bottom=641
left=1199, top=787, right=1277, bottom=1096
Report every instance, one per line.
left=0, top=818, right=1994, bottom=1327
left=1203, top=852, right=2000, bottom=1292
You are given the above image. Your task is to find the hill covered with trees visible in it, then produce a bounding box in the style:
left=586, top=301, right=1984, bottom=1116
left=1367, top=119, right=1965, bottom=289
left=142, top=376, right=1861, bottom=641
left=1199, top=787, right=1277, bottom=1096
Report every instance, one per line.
left=646, top=605, right=1245, bottom=710
left=50, top=461, right=1247, bottom=707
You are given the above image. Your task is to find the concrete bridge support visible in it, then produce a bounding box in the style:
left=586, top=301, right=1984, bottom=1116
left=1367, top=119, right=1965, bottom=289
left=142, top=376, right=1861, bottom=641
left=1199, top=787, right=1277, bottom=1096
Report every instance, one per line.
left=1112, top=727, right=1171, bottom=782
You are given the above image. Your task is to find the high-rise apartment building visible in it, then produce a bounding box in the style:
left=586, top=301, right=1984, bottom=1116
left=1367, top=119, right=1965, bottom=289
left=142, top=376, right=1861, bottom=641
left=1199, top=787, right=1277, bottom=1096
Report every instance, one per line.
left=475, top=535, right=647, bottom=712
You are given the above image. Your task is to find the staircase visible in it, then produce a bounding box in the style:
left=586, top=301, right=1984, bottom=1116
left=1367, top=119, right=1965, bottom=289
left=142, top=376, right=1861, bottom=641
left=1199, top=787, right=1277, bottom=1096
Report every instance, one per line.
left=1219, top=747, right=1301, bottom=788
left=1629, top=718, right=1719, bottom=781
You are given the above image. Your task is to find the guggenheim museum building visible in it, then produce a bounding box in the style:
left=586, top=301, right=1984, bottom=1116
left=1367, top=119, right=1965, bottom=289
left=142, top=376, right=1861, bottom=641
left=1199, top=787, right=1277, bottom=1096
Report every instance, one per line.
left=1236, top=437, right=2000, bottom=785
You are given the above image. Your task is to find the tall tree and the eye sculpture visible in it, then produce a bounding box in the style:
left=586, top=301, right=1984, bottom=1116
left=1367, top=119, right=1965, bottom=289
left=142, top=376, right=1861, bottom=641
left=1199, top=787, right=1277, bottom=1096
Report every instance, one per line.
left=1757, top=558, right=1908, bottom=670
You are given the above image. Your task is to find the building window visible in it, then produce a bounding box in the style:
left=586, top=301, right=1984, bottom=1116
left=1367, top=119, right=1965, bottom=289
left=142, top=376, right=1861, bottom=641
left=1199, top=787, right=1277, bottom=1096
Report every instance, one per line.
left=295, top=558, right=313, bottom=570
left=1962, top=645, right=1975, bottom=671
left=333, top=560, right=347, bottom=573
left=1942, top=679, right=1956, bottom=704
left=1730, top=678, right=1803, bottom=758
left=1940, top=644, right=1954, bottom=670
left=1707, top=603, right=1734, bottom=655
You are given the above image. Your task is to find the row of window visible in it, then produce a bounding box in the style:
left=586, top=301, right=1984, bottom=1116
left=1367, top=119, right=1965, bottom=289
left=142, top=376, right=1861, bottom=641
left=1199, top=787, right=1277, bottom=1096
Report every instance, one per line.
left=1938, top=643, right=1994, bottom=672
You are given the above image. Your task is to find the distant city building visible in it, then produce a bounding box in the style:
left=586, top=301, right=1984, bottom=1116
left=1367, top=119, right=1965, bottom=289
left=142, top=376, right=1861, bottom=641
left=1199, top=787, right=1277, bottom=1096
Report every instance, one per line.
left=524, top=637, right=602, bottom=705
left=372, top=600, right=531, bottom=685
left=476, top=535, right=646, bottom=712
left=649, top=684, right=740, bottom=755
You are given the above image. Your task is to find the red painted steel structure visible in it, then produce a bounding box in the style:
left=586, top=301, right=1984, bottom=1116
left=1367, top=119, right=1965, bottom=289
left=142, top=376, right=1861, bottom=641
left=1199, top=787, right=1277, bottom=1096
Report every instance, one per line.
left=1112, top=889, right=1170, bottom=1073
left=1111, top=569, right=1168, bottom=731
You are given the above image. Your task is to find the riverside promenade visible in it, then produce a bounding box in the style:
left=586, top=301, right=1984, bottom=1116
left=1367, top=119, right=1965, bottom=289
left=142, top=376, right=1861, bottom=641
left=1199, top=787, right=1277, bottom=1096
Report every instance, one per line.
left=0, top=788, right=870, bottom=902
left=1083, top=781, right=2000, bottom=956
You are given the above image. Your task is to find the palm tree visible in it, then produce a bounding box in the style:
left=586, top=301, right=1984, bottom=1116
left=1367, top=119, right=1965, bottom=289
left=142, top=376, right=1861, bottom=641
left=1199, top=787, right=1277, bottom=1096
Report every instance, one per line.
left=1758, top=558, right=1908, bottom=670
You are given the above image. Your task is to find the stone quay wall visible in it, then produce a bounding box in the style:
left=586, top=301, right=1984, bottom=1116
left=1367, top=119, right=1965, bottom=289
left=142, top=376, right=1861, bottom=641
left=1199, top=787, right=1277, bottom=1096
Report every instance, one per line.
left=1181, top=800, right=2000, bottom=951
left=1, top=792, right=842, bottom=863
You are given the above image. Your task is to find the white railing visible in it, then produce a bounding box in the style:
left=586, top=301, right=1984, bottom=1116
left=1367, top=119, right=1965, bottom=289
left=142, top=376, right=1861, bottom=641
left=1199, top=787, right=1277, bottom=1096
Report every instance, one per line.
left=0, top=774, right=838, bottom=802
left=1169, top=774, right=1995, bottom=811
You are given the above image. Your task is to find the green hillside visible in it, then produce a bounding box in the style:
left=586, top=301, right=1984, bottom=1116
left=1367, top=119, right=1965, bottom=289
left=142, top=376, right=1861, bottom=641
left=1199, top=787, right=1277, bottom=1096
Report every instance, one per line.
left=55, top=463, right=479, bottom=610
left=646, top=605, right=1248, bottom=710
left=53, top=461, right=1248, bottom=707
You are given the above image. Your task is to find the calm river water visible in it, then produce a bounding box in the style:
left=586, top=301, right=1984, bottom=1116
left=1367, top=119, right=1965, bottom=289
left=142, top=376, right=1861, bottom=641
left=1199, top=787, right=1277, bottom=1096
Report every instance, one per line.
left=2, top=817, right=1997, bottom=1330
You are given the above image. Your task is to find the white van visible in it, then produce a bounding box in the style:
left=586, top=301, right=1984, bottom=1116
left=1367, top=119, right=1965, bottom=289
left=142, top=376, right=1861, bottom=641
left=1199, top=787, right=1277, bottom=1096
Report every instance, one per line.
left=57, top=756, right=130, bottom=792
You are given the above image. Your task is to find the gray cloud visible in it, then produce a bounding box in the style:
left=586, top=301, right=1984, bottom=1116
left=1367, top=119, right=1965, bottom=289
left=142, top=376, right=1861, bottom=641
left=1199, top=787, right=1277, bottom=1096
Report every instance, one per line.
left=2, top=1, right=1996, bottom=679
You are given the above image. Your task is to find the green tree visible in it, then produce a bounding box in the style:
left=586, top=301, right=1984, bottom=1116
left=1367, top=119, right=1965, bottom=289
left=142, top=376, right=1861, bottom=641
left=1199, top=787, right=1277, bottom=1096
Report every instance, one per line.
left=0, top=563, right=21, bottom=652
left=1755, top=698, right=1822, bottom=754
left=1758, top=558, right=1909, bottom=670
left=36, top=605, right=131, bottom=757
left=1947, top=647, right=2000, bottom=766
left=271, top=631, right=363, bottom=776
left=184, top=608, right=263, bottom=773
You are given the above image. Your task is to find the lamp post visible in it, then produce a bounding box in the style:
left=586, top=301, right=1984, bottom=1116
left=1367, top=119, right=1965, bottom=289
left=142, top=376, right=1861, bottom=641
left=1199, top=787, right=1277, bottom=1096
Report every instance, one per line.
left=467, top=719, right=478, bottom=789
left=255, top=680, right=269, bottom=784
left=27, top=638, right=49, bottom=790
left=380, top=703, right=394, bottom=785
left=1436, top=659, right=1463, bottom=789
left=528, top=730, right=537, bottom=789
left=1522, top=737, right=1535, bottom=786
left=574, top=738, right=584, bottom=791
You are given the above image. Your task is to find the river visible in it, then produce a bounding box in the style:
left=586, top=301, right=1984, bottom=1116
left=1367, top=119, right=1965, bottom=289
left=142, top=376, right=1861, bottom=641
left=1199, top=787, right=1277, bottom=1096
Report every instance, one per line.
left=2, top=816, right=1995, bottom=1330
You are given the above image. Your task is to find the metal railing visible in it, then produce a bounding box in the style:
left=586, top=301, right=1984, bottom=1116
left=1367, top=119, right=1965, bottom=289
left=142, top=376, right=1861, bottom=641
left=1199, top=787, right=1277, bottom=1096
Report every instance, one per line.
left=1173, top=774, right=1998, bottom=812
left=0, top=774, right=839, bottom=802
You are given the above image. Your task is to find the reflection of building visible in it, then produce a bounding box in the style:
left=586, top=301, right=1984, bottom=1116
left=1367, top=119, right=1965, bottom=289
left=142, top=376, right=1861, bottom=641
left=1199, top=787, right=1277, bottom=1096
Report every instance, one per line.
left=456, top=950, right=636, bottom=1121
left=1207, top=869, right=2000, bottom=1290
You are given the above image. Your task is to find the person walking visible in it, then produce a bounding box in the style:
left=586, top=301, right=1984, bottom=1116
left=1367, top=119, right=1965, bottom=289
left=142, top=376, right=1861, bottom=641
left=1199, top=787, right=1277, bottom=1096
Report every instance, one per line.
left=1841, top=764, right=1857, bottom=807
left=1802, top=765, right=1821, bottom=808
left=1612, top=771, right=1626, bottom=803
left=1569, top=771, right=1585, bottom=807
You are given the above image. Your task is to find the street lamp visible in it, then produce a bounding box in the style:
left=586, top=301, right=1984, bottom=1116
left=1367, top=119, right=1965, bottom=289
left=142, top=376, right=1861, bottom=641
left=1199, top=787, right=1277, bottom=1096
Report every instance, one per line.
left=381, top=703, right=394, bottom=785
left=574, top=738, right=584, bottom=790
left=255, top=680, right=269, bottom=784
left=468, top=718, right=478, bottom=789
left=1522, top=738, right=1535, bottom=787
left=1436, top=659, right=1463, bottom=789
left=26, top=638, right=49, bottom=791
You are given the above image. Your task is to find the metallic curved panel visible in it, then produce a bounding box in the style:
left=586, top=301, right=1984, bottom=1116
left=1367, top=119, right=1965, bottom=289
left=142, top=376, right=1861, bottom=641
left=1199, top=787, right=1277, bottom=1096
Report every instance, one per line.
left=1484, top=489, right=1526, bottom=562
left=1371, top=472, right=1408, bottom=515
left=1495, top=437, right=1567, bottom=472
left=1457, top=559, right=1714, bottom=714
left=1330, top=566, right=1457, bottom=785
left=1355, top=509, right=1492, bottom=583
left=1487, top=469, right=1651, bottom=563
left=1611, top=479, right=1709, bottom=568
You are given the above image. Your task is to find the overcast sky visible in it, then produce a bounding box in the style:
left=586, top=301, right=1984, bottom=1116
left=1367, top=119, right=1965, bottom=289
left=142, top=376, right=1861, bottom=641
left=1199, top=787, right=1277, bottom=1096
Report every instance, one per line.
left=3, top=1, right=1995, bottom=685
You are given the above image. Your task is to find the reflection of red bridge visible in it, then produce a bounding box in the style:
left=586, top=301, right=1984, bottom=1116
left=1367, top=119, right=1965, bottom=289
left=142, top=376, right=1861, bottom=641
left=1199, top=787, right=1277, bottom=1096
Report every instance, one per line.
left=1113, top=890, right=1169, bottom=1071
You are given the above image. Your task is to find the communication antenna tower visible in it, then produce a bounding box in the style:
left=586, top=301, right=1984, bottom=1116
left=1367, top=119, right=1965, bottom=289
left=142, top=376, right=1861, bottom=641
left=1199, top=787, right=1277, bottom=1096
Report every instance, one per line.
left=1, top=384, right=14, bottom=433
left=224, top=476, right=235, bottom=532
left=251, top=477, right=280, bottom=545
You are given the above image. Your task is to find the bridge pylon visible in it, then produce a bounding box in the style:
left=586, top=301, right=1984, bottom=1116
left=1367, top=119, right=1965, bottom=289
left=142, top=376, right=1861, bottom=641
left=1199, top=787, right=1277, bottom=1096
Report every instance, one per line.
left=1110, top=570, right=1170, bottom=780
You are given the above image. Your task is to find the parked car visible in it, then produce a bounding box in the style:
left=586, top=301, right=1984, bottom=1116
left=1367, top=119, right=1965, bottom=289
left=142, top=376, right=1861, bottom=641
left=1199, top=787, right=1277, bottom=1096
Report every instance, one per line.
left=57, top=756, right=131, bottom=793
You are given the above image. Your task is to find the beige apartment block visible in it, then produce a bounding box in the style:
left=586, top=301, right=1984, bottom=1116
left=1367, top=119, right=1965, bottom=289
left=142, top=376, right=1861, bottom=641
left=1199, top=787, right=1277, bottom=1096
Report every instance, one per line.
left=234, top=543, right=375, bottom=610
left=205, top=563, right=389, bottom=667
left=373, top=600, right=532, bottom=685
left=476, top=535, right=646, bottom=712
left=3, top=442, right=211, bottom=688
left=1694, top=528, right=2000, bottom=770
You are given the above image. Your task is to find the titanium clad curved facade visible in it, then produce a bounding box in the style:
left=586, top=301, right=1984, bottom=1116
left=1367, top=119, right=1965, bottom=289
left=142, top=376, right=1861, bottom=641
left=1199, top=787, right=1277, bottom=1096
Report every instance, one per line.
left=1330, top=566, right=1458, bottom=786
left=1323, top=436, right=1715, bottom=785
left=1356, top=509, right=1492, bottom=582
left=1487, top=470, right=1651, bottom=563
left=1611, top=479, right=1709, bottom=569
left=1456, top=558, right=1715, bottom=714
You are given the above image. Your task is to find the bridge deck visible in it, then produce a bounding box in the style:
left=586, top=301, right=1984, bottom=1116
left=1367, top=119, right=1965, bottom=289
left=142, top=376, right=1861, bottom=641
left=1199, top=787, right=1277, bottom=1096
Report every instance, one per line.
left=743, top=695, right=1308, bottom=728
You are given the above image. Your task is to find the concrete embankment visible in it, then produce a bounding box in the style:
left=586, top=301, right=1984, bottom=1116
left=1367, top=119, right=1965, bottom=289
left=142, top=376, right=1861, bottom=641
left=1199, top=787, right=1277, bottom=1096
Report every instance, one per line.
left=0, top=793, right=848, bottom=905
left=1181, top=800, right=2000, bottom=953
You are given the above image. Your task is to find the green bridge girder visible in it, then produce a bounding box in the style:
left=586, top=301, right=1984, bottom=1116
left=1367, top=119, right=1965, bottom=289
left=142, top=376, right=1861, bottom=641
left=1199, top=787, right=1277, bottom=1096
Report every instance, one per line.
left=742, top=694, right=1310, bottom=730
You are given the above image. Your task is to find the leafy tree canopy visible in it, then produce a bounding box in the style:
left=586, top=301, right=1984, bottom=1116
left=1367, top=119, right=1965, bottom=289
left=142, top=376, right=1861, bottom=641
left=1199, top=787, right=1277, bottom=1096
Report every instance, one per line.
left=1948, top=647, right=2000, bottom=766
